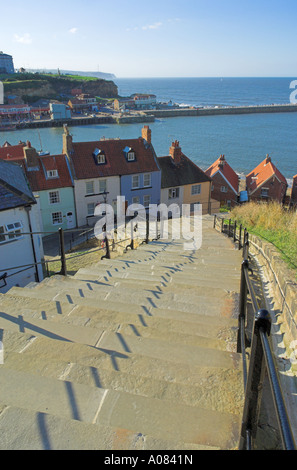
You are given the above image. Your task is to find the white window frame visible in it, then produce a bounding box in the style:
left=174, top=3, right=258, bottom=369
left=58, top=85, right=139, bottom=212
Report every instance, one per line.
left=127, top=151, right=135, bottom=161
left=191, top=184, right=201, bottom=195
left=86, top=181, right=95, bottom=195
left=132, top=175, right=140, bottom=189
left=221, top=186, right=228, bottom=193
left=143, top=173, right=151, bottom=187
left=96, top=154, right=105, bottom=164
left=168, top=187, right=180, bottom=199
left=0, top=222, right=23, bottom=243
left=49, top=190, right=60, bottom=205
left=99, top=179, right=107, bottom=193
left=47, top=170, right=58, bottom=179
left=51, top=212, right=63, bottom=225
left=87, top=203, right=96, bottom=216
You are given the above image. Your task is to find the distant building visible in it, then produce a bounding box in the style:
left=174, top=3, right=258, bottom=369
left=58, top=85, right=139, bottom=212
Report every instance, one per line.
left=0, top=159, right=44, bottom=293
left=0, top=51, right=14, bottom=74
left=131, top=94, right=157, bottom=109
left=246, top=155, right=287, bottom=204
left=157, top=141, right=215, bottom=215
left=50, top=102, right=71, bottom=120
left=205, top=155, right=239, bottom=208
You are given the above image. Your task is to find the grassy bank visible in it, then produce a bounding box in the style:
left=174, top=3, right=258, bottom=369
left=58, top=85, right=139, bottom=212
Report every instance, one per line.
left=231, top=202, right=297, bottom=272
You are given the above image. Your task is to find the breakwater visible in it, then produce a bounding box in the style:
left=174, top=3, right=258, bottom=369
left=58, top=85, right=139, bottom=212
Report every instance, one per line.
left=14, top=113, right=155, bottom=130
left=144, top=103, right=297, bottom=118
left=10, top=103, right=297, bottom=132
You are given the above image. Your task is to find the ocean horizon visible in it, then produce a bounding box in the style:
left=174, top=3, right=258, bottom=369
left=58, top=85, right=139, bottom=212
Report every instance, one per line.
left=1, top=77, right=296, bottom=183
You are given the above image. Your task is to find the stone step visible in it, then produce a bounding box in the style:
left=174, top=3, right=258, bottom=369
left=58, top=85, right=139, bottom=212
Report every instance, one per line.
left=0, top=297, right=233, bottom=351
left=0, top=363, right=241, bottom=449
left=0, top=293, right=238, bottom=347
left=4, top=343, right=242, bottom=415
left=0, top=308, right=239, bottom=370
left=0, top=404, right=216, bottom=450
left=39, top=275, right=238, bottom=306
left=6, top=285, right=237, bottom=317
left=1, top=330, right=241, bottom=390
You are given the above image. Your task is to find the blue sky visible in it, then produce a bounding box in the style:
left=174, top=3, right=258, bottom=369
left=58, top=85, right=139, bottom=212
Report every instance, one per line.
left=1, top=0, right=296, bottom=77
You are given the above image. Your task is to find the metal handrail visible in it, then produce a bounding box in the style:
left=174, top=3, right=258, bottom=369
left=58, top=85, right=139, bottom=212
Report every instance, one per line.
left=214, top=214, right=296, bottom=450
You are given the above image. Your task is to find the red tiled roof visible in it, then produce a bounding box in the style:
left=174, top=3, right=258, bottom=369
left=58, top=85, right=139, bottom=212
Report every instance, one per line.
left=0, top=143, right=26, bottom=160
left=21, top=155, right=73, bottom=191
left=0, top=145, right=73, bottom=191
left=246, top=156, right=287, bottom=194
left=71, top=137, right=159, bottom=179
left=205, top=155, right=239, bottom=193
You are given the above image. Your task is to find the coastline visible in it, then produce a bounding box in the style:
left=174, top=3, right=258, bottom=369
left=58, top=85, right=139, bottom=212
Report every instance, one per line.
left=2, top=102, right=297, bottom=132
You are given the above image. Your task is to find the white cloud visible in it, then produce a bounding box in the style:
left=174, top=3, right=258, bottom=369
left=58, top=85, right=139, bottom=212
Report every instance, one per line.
left=142, top=22, right=162, bottom=31
left=14, top=33, right=32, bottom=45
left=69, top=27, right=78, bottom=34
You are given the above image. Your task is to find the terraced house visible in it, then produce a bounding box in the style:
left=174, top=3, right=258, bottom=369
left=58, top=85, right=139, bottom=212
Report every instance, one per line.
left=63, top=125, right=161, bottom=226
left=157, top=140, right=215, bottom=215
left=0, top=141, right=76, bottom=233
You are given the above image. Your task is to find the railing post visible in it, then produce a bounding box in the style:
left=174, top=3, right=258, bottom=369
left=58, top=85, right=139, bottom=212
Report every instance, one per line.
left=59, top=228, right=67, bottom=276
left=213, top=214, right=216, bottom=229
left=228, top=218, right=231, bottom=237
left=101, top=230, right=111, bottom=260
left=221, top=217, right=224, bottom=233
left=146, top=214, right=149, bottom=244
left=239, top=224, right=242, bottom=250
left=233, top=220, right=237, bottom=243
left=237, top=259, right=249, bottom=354
left=239, top=309, right=271, bottom=450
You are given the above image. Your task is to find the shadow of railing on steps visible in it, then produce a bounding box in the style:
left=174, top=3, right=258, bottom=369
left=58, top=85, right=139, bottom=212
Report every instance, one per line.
left=214, top=214, right=296, bottom=451
left=0, top=217, right=161, bottom=284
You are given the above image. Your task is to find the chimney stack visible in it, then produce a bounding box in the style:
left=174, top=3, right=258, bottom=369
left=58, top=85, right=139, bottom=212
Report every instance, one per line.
left=23, top=142, right=39, bottom=168
left=62, top=124, right=73, bottom=154
left=169, top=140, right=182, bottom=164
left=218, top=154, right=225, bottom=167
left=265, top=154, right=271, bottom=164
left=141, top=125, right=151, bottom=144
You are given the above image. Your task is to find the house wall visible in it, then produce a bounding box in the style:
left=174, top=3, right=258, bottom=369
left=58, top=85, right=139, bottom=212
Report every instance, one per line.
left=74, top=176, right=120, bottom=227
left=0, top=205, right=44, bottom=293
left=183, top=181, right=211, bottom=215
left=160, top=186, right=184, bottom=211
left=121, top=171, right=161, bottom=209
left=37, top=187, right=76, bottom=233
left=249, top=176, right=287, bottom=203
left=210, top=172, right=238, bottom=207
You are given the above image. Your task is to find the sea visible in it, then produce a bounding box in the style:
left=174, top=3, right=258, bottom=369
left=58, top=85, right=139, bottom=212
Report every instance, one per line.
left=1, top=77, right=296, bottom=184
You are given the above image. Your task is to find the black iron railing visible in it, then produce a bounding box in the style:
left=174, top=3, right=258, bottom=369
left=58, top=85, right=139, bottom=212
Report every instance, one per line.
left=214, top=214, right=296, bottom=450
left=0, top=218, right=161, bottom=283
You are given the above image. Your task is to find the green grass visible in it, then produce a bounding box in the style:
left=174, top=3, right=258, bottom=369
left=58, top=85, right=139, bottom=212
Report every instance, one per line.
left=231, top=202, right=297, bottom=274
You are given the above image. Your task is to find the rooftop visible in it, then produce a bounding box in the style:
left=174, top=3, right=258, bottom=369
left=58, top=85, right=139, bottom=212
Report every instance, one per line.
left=246, top=155, right=287, bottom=194
left=205, top=155, right=239, bottom=194
left=0, top=159, right=35, bottom=211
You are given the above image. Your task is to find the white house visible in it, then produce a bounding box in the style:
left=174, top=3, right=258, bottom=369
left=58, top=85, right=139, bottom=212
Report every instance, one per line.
left=0, top=159, right=44, bottom=293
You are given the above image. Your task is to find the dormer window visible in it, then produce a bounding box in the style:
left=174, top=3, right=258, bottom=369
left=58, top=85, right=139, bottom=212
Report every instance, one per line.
left=93, top=148, right=106, bottom=165
left=47, top=170, right=58, bottom=179
left=124, top=146, right=135, bottom=161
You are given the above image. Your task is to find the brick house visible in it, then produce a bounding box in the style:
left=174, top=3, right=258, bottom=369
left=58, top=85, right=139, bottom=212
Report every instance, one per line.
left=246, top=155, right=287, bottom=203
left=205, top=155, right=239, bottom=208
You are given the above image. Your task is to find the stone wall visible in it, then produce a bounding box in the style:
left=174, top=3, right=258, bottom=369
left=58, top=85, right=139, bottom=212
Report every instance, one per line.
left=248, top=233, right=297, bottom=366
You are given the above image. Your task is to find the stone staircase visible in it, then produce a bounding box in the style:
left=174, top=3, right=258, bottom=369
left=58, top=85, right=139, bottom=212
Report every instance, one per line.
left=0, top=216, right=244, bottom=450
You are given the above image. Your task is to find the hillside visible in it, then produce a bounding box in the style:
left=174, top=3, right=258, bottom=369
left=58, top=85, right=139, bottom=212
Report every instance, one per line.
left=1, top=73, right=118, bottom=103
